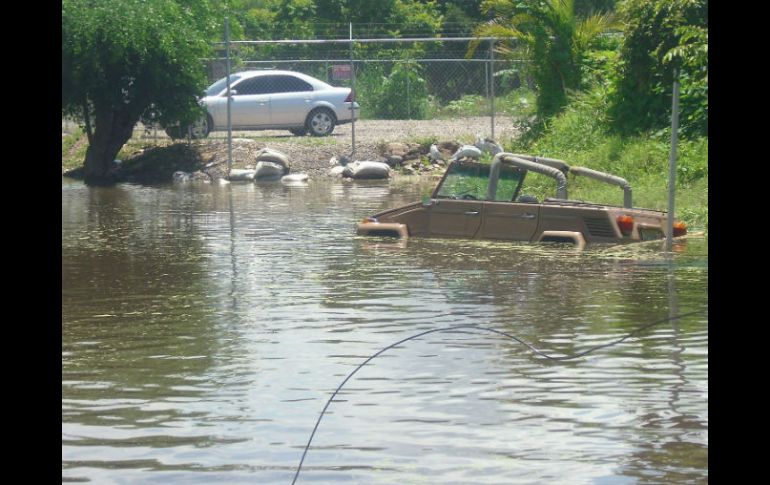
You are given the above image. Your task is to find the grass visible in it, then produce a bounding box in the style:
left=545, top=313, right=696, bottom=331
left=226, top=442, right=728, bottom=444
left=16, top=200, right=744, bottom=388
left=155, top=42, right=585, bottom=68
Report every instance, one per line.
left=429, top=88, right=537, bottom=119
left=61, top=128, right=89, bottom=172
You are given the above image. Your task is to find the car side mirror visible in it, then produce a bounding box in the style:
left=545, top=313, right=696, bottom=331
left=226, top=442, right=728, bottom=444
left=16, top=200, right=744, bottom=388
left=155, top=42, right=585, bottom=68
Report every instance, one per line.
left=421, top=196, right=433, bottom=207
left=225, top=89, right=237, bottom=97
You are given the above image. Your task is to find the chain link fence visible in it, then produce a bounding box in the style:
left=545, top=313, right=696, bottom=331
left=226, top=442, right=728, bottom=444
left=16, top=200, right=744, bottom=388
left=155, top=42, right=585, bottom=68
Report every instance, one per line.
left=64, top=29, right=535, bottom=153
left=204, top=36, right=532, bottom=147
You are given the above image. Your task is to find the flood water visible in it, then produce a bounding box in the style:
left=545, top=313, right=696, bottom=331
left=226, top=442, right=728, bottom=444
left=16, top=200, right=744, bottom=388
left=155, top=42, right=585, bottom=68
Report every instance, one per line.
left=62, top=177, right=708, bottom=484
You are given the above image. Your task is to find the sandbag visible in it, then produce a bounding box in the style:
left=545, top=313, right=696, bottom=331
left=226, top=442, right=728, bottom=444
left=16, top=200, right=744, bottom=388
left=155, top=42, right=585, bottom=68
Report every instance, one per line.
left=343, top=161, right=391, bottom=179
left=329, top=165, right=346, bottom=177
left=173, top=171, right=191, bottom=183
left=255, top=147, right=290, bottom=172
left=281, top=173, right=309, bottom=183
left=255, top=161, right=287, bottom=180
left=474, top=136, right=503, bottom=155
left=228, top=169, right=256, bottom=181
left=449, top=145, right=482, bottom=161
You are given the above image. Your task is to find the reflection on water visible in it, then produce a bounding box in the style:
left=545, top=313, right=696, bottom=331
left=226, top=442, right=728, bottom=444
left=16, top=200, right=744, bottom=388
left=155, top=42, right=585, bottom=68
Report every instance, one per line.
left=62, top=178, right=708, bottom=484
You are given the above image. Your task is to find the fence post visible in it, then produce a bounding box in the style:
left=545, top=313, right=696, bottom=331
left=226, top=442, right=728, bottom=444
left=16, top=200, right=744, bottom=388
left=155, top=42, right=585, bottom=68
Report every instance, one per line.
left=666, top=69, right=680, bottom=251
left=225, top=17, right=233, bottom=176
left=407, top=66, right=411, bottom=120
left=349, top=22, right=356, bottom=157
left=489, top=39, right=496, bottom=141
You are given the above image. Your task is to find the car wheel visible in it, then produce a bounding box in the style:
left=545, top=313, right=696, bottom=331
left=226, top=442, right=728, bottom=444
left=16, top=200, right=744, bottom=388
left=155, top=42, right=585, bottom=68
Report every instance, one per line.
left=188, top=115, right=211, bottom=139
left=306, top=108, right=336, bottom=137
left=165, top=115, right=211, bottom=140
left=289, top=128, right=308, bottom=136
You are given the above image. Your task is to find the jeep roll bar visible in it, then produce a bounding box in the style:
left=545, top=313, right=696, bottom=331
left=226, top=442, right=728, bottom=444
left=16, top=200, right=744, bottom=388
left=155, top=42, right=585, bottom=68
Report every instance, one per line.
left=491, top=153, right=633, bottom=208
left=488, top=153, right=568, bottom=200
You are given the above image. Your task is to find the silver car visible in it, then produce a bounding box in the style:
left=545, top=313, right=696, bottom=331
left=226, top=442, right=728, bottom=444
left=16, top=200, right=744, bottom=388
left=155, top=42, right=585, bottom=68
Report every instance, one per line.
left=168, top=70, right=360, bottom=138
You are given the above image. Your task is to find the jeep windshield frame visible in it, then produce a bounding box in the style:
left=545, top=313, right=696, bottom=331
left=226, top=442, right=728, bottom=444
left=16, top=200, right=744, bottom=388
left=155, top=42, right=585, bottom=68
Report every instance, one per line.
left=433, top=160, right=526, bottom=202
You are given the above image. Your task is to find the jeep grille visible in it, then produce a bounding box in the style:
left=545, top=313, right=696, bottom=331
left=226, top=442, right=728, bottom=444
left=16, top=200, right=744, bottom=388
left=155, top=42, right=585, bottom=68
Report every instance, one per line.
left=583, top=216, right=616, bottom=238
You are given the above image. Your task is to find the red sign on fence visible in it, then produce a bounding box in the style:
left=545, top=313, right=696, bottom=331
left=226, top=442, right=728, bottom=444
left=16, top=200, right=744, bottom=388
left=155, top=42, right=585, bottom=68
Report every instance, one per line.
left=332, top=64, right=351, bottom=80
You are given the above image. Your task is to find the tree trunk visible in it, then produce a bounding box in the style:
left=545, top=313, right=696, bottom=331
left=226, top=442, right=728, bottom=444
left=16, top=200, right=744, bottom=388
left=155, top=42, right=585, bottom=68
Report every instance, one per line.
left=83, top=107, right=137, bottom=186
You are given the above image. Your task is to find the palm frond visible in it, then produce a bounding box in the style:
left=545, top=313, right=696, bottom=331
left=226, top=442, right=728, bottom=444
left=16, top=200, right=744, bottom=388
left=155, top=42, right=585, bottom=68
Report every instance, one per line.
left=575, top=12, right=619, bottom=49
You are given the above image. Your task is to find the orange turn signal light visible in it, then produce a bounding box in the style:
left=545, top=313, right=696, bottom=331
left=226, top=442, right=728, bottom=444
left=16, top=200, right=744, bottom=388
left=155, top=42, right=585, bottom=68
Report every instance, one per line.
left=361, top=217, right=378, bottom=224
left=673, top=221, right=688, bottom=237
left=616, top=215, right=634, bottom=236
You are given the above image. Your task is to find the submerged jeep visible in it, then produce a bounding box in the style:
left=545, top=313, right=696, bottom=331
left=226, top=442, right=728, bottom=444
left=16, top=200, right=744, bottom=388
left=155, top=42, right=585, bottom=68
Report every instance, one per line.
left=356, top=153, right=687, bottom=248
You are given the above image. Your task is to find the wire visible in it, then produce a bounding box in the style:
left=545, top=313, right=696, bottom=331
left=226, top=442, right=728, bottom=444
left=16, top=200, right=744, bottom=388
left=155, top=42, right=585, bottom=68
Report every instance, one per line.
left=290, top=309, right=706, bottom=484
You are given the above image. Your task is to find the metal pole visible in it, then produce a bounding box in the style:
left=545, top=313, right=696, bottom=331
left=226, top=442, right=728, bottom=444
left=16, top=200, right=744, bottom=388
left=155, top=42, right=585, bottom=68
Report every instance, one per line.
left=225, top=17, right=233, bottom=176
left=407, top=67, right=411, bottom=120
left=666, top=70, right=680, bottom=251
left=489, top=40, right=495, bottom=141
left=349, top=22, right=356, bottom=157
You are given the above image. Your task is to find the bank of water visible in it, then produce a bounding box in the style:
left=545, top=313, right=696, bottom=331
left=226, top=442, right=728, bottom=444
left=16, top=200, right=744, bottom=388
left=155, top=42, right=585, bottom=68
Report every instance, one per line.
left=62, top=177, right=708, bottom=484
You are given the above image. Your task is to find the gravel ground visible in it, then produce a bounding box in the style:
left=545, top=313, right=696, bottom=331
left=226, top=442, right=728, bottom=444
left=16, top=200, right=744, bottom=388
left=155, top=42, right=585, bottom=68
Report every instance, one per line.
left=136, top=116, right=520, bottom=176
left=63, top=116, right=522, bottom=180
left=128, top=116, right=519, bottom=144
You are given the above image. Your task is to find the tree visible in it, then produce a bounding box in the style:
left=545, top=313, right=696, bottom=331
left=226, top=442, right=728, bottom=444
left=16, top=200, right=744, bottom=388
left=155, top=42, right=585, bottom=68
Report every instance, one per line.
left=62, top=0, right=214, bottom=185
left=609, top=0, right=707, bottom=136
left=473, top=0, right=617, bottom=119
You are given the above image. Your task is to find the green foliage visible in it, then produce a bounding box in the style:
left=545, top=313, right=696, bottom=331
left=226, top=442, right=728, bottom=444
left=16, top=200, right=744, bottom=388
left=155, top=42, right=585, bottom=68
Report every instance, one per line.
left=62, top=0, right=212, bottom=128
left=368, top=62, right=431, bottom=119
left=62, top=0, right=215, bottom=183
left=474, top=0, right=618, bottom=120
left=609, top=0, right=707, bottom=137
left=427, top=87, right=536, bottom=119
left=441, top=95, right=488, bottom=116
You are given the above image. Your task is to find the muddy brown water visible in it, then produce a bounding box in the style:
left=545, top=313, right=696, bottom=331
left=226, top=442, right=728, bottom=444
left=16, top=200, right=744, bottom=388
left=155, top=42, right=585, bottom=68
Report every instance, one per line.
left=62, top=177, right=708, bottom=484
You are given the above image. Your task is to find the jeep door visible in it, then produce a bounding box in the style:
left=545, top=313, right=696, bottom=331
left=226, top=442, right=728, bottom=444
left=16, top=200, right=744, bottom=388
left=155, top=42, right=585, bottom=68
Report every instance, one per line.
left=426, top=199, right=484, bottom=238
left=478, top=202, right=540, bottom=241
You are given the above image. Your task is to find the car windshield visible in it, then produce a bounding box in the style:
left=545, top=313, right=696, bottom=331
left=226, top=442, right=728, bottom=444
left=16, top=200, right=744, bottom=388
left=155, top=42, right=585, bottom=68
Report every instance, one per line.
left=435, top=160, right=524, bottom=201
left=205, top=74, right=243, bottom=96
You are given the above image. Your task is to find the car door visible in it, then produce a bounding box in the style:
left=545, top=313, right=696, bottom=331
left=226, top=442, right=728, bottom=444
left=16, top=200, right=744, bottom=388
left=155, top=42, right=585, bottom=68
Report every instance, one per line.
left=268, top=75, right=315, bottom=126
left=230, top=76, right=271, bottom=127
left=478, top=202, right=540, bottom=241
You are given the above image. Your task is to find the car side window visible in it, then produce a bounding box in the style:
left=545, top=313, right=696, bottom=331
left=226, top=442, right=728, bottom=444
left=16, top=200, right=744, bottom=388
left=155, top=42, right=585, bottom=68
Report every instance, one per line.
left=232, top=77, right=271, bottom=96
left=271, top=75, right=313, bottom=93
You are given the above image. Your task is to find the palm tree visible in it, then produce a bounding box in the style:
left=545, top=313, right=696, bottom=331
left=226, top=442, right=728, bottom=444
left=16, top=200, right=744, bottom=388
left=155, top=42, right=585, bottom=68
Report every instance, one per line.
left=473, top=0, right=617, bottom=119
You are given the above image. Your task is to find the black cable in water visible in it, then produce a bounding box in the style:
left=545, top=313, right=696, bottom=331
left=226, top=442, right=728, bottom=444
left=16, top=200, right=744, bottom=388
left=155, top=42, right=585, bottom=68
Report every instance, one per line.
left=291, top=309, right=706, bottom=484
